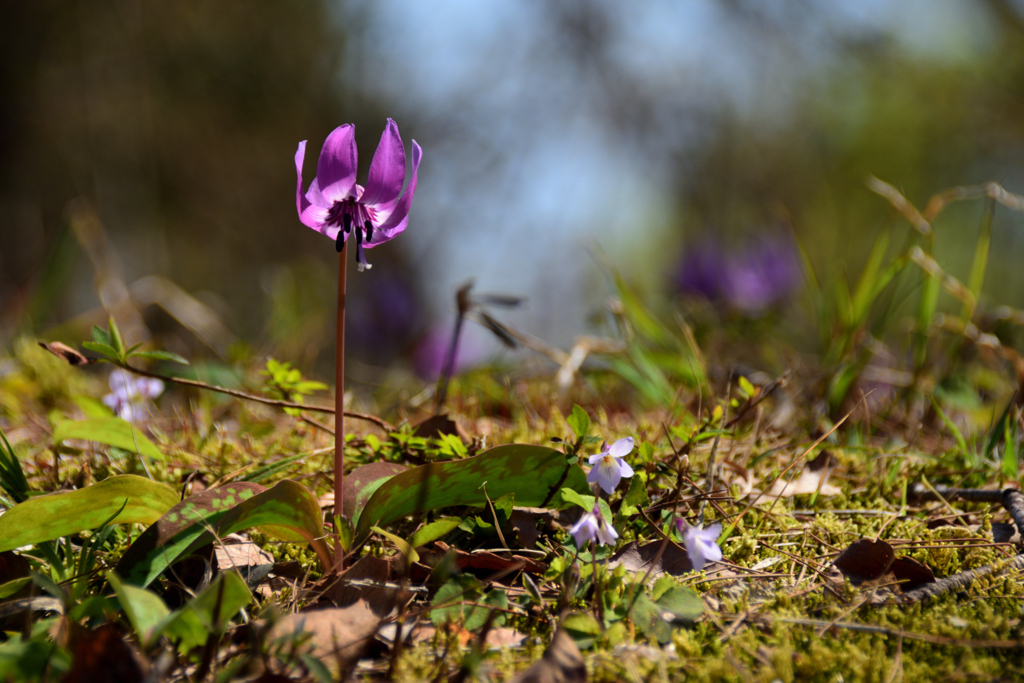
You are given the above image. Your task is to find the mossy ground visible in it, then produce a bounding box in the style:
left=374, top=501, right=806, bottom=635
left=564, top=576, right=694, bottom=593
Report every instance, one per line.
left=2, top=337, right=1024, bottom=682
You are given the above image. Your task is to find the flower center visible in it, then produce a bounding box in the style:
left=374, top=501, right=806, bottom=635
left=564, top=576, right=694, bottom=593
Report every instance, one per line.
left=326, top=199, right=377, bottom=271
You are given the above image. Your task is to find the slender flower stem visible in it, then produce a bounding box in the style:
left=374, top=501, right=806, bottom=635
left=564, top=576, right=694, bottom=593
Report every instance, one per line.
left=334, top=241, right=348, bottom=571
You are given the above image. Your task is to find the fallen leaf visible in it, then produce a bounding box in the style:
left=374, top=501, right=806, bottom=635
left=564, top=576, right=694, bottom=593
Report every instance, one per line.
left=890, top=556, right=935, bottom=591
left=320, top=555, right=410, bottom=617
left=834, top=539, right=895, bottom=584
left=424, top=541, right=547, bottom=575
left=214, top=540, right=274, bottom=573
left=271, top=602, right=380, bottom=680
left=765, top=465, right=841, bottom=499
left=38, top=341, right=91, bottom=366
left=510, top=624, right=586, bottom=683
left=610, top=540, right=693, bottom=579
left=412, top=413, right=469, bottom=441
left=485, top=626, right=528, bottom=649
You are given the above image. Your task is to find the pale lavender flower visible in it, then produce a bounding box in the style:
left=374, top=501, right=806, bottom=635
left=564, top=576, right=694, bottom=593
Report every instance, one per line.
left=569, top=504, right=619, bottom=549
left=676, top=519, right=723, bottom=571
left=103, top=371, right=163, bottom=421
left=295, top=119, right=422, bottom=271
left=587, top=436, right=635, bottom=495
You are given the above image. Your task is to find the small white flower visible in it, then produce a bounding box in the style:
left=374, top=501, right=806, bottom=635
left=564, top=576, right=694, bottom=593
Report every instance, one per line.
left=102, top=371, right=163, bottom=421
left=677, top=519, right=723, bottom=571
left=569, top=504, right=619, bottom=549
left=586, top=436, right=635, bottom=495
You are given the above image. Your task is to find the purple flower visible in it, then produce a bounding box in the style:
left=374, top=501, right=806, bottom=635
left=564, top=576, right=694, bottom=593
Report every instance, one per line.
left=676, top=519, right=723, bottom=571
left=102, top=371, right=163, bottom=421
left=586, top=436, right=635, bottom=495
left=295, top=119, right=422, bottom=271
left=569, top=504, right=619, bottom=549
left=675, top=233, right=802, bottom=313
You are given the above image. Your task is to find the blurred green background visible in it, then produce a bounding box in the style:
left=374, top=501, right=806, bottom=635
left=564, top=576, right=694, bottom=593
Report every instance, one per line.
left=3, top=1, right=1024, bottom=387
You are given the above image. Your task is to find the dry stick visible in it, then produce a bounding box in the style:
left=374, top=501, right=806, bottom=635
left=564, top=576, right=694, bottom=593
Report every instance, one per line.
left=900, top=554, right=1024, bottom=605
left=103, top=360, right=395, bottom=433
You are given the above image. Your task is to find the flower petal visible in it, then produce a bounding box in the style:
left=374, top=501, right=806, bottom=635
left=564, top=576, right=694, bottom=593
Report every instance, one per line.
left=315, top=124, right=358, bottom=203
left=374, top=140, right=421, bottom=234
left=596, top=521, right=619, bottom=546
left=587, top=453, right=604, bottom=465
left=608, top=436, right=634, bottom=458
left=594, top=460, right=621, bottom=494
left=361, top=119, right=407, bottom=208
left=295, top=141, right=312, bottom=216
left=616, top=459, right=634, bottom=479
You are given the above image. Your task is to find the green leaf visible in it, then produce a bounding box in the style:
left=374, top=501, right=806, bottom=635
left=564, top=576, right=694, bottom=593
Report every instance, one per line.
left=561, top=611, right=602, bottom=649
left=372, top=526, right=419, bottom=564
left=0, top=577, right=30, bottom=599
left=155, top=572, right=251, bottom=651
left=0, top=475, right=178, bottom=552
left=115, top=480, right=331, bottom=587
left=353, top=444, right=590, bottom=544
left=109, top=573, right=171, bottom=648
left=567, top=404, right=590, bottom=442
left=619, top=474, right=650, bottom=517
left=53, top=418, right=165, bottom=460
left=107, top=318, right=126, bottom=358
left=91, top=325, right=111, bottom=347
left=81, top=341, right=119, bottom=360
left=0, top=429, right=30, bottom=505
left=71, top=395, right=114, bottom=418
left=626, top=589, right=672, bottom=643
left=653, top=584, right=704, bottom=625
left=557, top=487, right=593, bottom=512
left=409, top=517, right=463, bottom=548
left=129, top=350, right=190, bottom=365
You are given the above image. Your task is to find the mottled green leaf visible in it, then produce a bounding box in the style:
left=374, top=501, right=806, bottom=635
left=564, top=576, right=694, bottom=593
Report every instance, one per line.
left=53, top=418, right=164, bottom=460
left=353, top=444, right=589, bottom=543
left=115, top=480, right=331, bottom=587
left=0, top=475, right=179, bottom=552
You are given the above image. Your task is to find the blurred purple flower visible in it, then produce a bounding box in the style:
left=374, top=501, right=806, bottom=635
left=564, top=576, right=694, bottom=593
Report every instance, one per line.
left=295, top=119, right=422, bottom=271
left=103, top=371, right=163, bottom=421
left=569, top=504, right=619, bottom=548
left=586, top=436, right=635, bottom=495
left=675, top=233, right=802, bottom=313
left=676, top=519, right=723, bottom=571
left=412, top=325, right=484, bottom=380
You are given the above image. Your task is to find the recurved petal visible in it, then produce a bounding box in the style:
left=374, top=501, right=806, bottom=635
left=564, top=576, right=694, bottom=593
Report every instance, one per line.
left=374, top=140, right=421, bottom=234
left=361, top=119, right=407, bottom=208
left=295, top=141, right=311, bottom=216
left=316, top=124, right=358, bottom=202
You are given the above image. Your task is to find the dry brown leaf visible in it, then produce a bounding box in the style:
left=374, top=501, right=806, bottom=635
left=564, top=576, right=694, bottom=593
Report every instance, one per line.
left=271, top=602, right=380, bottom=680
left=38, top=341, right=91, bottom=366
left=609, top=540, right=693, bottom=580
left=765, top=466, right=841, bottom=499
left=214, top=541, right=273, bottom=572
left=510, top=626, right=586, bottom=683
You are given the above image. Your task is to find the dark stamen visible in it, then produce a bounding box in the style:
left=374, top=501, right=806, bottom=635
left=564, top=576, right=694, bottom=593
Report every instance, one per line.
left=343, top=213, right=352, bottom=235
left=337, top=213, right=352, bottom=252
left=364, top=220, right=373, bottom=244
